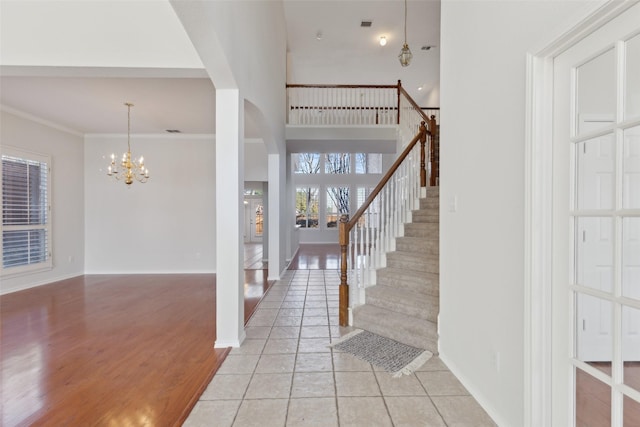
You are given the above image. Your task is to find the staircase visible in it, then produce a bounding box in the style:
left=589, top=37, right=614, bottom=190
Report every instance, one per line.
left=352, top=186, right=439, bottom=353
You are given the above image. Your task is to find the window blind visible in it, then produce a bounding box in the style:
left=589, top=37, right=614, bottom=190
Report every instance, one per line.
left=1, top=154, right=50, bottom=271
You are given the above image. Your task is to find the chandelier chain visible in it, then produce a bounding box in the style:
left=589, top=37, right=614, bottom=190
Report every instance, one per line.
left=404, top=0, right=407, bottom=44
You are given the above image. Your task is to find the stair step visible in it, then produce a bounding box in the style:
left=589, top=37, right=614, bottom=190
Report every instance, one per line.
left=403, top=222, right=439, bottom=239
left=386, top=252, right=439, bottom=274
left=411, top=210, right=439, bottom=223
left=395, top=236, right=439, bottom=255
left=420, top=198, right=439, bottom=210
left=366, top=285, right=439, bottom=323
left=376, top=267, right=439, bottom=296
left=352, top=304, right=438, bottom=352
left=425, top=186, right=439, bottom=198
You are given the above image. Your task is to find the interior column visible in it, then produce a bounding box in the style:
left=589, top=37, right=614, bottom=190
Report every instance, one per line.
left=214, top=88, right=245, bottom=348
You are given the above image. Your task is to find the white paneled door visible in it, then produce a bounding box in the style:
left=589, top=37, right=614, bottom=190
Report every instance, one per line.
left=553, top=2, right=640, bottom=425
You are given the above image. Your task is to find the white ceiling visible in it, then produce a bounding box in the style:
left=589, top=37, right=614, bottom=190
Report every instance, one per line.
left=1, top=76, right=216, bottom=134
left=0, top=1, right=440, bottom=136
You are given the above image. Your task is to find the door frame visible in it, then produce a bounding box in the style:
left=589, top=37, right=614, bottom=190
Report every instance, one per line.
left=250, top=198, right=264, bottom=242
left=524, top=1, right=640, bottom=426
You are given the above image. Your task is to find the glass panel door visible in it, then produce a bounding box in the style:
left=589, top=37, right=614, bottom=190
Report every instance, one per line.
left=553, top=4, right=640, bottom=425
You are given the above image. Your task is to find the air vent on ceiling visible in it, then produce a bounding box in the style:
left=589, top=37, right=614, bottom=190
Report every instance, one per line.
left=360, top=20, right=372, bottom=27
left=166, top=129, right=181, bottom=133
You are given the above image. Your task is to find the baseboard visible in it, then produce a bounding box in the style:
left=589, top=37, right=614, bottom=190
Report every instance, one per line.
left=438, top=351, right=508, bottom=427
left=214, top=330, right=246, bottom=348
left=83, top=269, right=217, bottom=275
left=268, top=264, right=290, bottom=282
left=0, top=272, right=84, bottom=295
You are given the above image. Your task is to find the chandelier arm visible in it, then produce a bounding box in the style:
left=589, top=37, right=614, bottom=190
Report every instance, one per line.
left=106, top=102, right=150, bottom=186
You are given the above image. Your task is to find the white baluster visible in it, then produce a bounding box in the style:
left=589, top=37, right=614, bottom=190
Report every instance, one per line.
left=365, top=212, right=370, bottom=282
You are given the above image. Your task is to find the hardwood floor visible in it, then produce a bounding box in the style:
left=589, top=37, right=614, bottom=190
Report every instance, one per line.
left=576, top=363, right=640, bottom=426
left=1, top=271, right=272, bottom=427
left=244, top=243, right=267, bottom=270
left=3, top=243, right=638, bottom=426
left=288, top=243, right=340, bottom=270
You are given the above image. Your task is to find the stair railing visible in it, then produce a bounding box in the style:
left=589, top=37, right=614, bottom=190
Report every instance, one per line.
left=286, top=81, right=439, bottom=185
left=396, top=82, right=439, bottom=186
left=339, top=116, right=436, bottom=326
left=286, top=84, right=399, bottom=125
left=284, top=80, right=438, bottom=326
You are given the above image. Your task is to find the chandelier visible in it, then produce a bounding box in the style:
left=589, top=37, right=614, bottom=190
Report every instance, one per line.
left=107, top=102, right=149, bottom=185
left=398, top=0, right=412, bottom=67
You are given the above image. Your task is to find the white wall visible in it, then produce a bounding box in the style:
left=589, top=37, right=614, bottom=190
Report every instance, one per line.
left=1, top=110, right=85, bottom=294
left=0, top=1, right=203, bottom=69
left=171, top=0, right=289, bottom=278
left=439, top=1, right=601, bottom=426
left=244, top=140, right=268, bottom=181
left=84, top=134, right=215, bottom=273
left=170, top=0, right=286, bottom=154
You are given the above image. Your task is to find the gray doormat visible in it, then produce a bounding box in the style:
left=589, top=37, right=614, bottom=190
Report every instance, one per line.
left=330, top=329, right=432, bottom=377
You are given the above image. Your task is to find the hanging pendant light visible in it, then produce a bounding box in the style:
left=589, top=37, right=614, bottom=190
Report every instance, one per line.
left=398, top=0, right=412, bottom=67
left=106, top=103, right=149, bottom=186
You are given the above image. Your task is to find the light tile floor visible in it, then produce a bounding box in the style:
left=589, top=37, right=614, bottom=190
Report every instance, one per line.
left=184, top=270, right=496, bottom=427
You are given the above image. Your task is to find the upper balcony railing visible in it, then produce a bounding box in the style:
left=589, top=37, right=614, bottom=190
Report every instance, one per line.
left=286, top=81, right=439, bottom=130
left=285, top=81, right=441, bottom=327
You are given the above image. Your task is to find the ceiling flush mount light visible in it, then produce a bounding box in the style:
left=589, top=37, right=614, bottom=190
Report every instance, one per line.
left=316, top=30, right=323, bottom=40
left=398, top=0, right=412, bottom=67
left=379, top=36, right=387, bottom=46
left=107, top=102, right=149, bottom=186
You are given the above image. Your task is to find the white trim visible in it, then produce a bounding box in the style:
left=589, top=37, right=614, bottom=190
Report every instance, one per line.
left=268, top=264, right=289, bottom=282
left=0, top=65, right=208, bottom=79
left=84, top=269, right=216, bottom=275
left=532, top=1, right=639, bottom=57
left=1, top=105, right=83, bottom=136
left=85, top=133, right=216, bottom=140
left=214, top=330, right=246, bottom=348
left=525, top=1, right=640, bottom=426
left=439, top=352, right=509, bottom=427
left=0, top=273, right=83, bottom=295
left=524, top=52, right=555, bottom=427
left=1, top=146, right=54, bottom=278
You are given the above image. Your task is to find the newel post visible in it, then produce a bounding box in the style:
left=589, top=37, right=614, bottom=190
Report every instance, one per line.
left=338, top=214, right=349, bottom=326
left=429, top=115, right=438, bottom=186
left=419, top=121, right=427, bottom=187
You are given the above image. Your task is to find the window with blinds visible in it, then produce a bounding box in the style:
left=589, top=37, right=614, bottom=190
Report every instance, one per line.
left=1, top=149, right=52, bottom=275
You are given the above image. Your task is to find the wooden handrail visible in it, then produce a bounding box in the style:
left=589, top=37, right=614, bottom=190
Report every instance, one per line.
left=338, top=122, right=427, bottom=326
left=398, top=85, right=429, bottom=124
left=346, top=123, right=427, bottom=231
left=286, top=84, right=398, bottom=89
